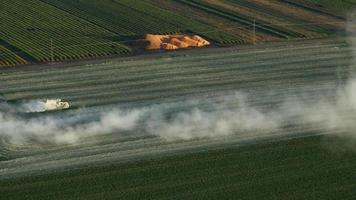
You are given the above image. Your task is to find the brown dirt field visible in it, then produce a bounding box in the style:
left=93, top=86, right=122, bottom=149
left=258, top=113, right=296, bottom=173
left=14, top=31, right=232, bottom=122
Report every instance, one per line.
left=204, top=0, right=321, bottom=38
left=248, top=0, right=346, bottom=30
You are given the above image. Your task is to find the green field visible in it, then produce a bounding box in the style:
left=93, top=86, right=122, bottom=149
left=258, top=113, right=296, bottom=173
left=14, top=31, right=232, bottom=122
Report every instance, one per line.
left=1, top=135, right=356, bottom=200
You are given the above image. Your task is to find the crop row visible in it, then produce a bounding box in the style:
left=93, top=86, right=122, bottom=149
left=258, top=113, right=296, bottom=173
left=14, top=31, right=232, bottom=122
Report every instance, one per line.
left=0, top=46, right=28, bottom=67
left=0, top=0, right=131, bottom=62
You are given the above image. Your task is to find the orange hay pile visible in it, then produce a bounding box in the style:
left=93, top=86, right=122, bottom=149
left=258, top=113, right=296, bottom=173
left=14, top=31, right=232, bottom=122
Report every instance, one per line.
left=145, top=34, right=210, bottom=50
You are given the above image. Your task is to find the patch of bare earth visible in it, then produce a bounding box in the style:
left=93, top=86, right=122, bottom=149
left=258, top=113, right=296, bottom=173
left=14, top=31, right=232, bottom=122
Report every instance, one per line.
left=204, top=0, right=321, bottom=38
left=248, top=0, right=346, bottom=30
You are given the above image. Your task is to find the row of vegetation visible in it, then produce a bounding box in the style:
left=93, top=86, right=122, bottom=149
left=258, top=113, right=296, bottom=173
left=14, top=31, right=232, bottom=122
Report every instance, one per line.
left=0, top=46, right=28, bottom=67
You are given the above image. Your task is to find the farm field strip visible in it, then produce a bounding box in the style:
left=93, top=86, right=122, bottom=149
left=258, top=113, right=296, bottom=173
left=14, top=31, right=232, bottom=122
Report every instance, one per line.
left=1, top=72, right=345, bottom=108
left=226, top=0, right=327, bottom=35
left=0, top=42, right=350, bottom=107
left=0, top=126, right=341, bottom=180
left=0, top=43, right=348, bottom=85
left=247, top=0, right=346, bottom=31
left=2, top=61, right=347, bottom=102
left=165, top=0, right=347, bottom=44
left=1, top=120, right=339, bottom=166
left=206, top=0, right=318, bottom=38
left=178, top=0, right=300, bottom=39
left=1, top=52, right=350, bottom=97
left=0, top=42, right=348, bottom=87
left=2, top=135, right=356, bottom=200
left=68, top=81, right=339, bottom=108
left=280, top=0, right=353, bottom=18
left=0, top=40, right=345, bottom=79
left=1, top=122, right=338, bottom=170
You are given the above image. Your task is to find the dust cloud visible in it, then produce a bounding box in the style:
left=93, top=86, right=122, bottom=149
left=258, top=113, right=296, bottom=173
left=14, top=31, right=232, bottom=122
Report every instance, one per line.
left=0, top=85, right=354, bottom=145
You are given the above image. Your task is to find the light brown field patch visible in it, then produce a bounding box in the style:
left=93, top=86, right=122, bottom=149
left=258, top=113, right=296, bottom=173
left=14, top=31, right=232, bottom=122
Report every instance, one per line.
left=145, top=34, right=210, bottom=50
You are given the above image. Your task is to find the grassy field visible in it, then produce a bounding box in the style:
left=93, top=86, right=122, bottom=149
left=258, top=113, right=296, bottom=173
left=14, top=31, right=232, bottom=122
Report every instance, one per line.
left=1, top=135, right=356, bottom=200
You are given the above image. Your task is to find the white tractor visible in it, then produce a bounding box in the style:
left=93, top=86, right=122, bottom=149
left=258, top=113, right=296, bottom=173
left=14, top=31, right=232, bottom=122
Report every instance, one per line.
left=44, top=99, right=70, bottom=111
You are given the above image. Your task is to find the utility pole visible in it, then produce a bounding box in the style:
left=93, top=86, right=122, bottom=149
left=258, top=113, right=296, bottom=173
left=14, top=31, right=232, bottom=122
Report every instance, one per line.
left=50, top=38, right=54, bottom=64
left=253, top=19, right=256, bottom=45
